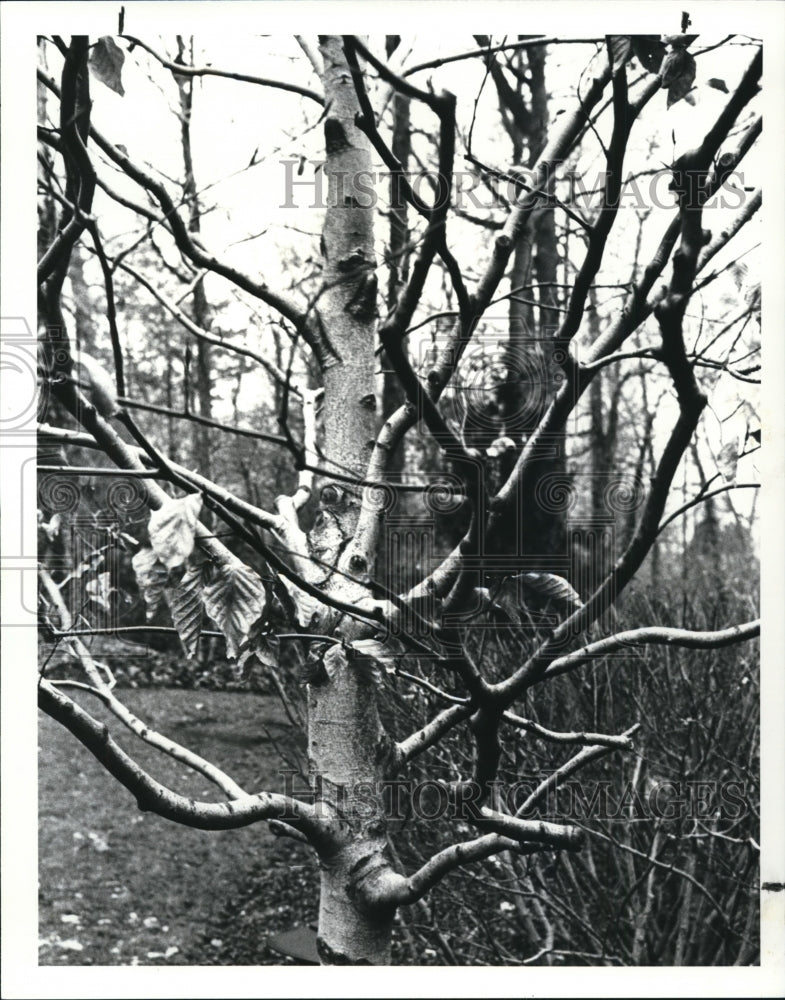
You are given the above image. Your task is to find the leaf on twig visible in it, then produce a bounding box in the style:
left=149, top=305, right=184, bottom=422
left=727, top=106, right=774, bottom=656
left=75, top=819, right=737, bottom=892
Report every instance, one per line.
left=514, top=572, right=584, bottom=611
left=236, top=616, right=279, bottom=678
left=485, top=436, right=516, bottom=458
left=717, top=439, right=740, bottom=484
left=707, top=77, right=729, bottom=94
left=148, top=494, right=202, bottom=570
left=350, top=636, right=407, bottom=674
left=608, top=36, right=632, bottom=74
left=86, top=572, right=113, bottom=609
left=203, top=561, right=266, bottom=659
left=88, top=37, right=125, bottom=96
left=42, top=512, right=62, bottom=542
left=662, top=34, right=699, bottom=49
left=131, top=548, right=168, bottom=620
left=660, top=48, right=696, bottom=107
left=279, top=576, right=324, bottom=629
left=631, top=36, right=667, bottom=74
left=730, top=261, right=748, bottom=291
left=166, top=563, right=206, bottom=659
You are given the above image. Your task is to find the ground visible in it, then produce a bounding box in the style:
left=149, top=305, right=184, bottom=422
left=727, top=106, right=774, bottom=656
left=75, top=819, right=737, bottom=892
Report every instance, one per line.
left=38, top=687, right=320, bottom=966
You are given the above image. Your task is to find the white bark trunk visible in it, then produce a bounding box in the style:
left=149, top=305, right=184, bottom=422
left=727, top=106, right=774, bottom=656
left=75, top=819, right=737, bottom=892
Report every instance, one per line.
left=306, top=36, right=399, bottom=965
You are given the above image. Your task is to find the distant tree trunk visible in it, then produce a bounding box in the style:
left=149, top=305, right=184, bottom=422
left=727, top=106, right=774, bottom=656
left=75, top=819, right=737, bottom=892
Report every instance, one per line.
left=376, top=35, right=412, bottom=589
left=69, top=251, right=98, bottom=352
left=480, top=38, right=565, bottom=560
left=176, top=36, right=213, bottom=486
left=37, top=40, right=58, bottom=264
left=164, top=345, right=179, bottom=463
left=381, top=34, right=409, bottom=485
left=587, top=290, right=616, bottom=523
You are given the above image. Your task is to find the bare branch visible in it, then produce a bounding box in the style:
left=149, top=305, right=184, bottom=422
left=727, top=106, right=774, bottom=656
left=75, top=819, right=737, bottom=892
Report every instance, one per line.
left=291, top=387, right=319, bottom=510
left=347, top=36, right=443, bottom=112
left=471, top=54, right=612, bottom=318
left=115, top=257, right=299, bottom=393
left=294, top=35, right=324, bottom=80
left=40, top=583, right=247, bottom=802
left=38, top=68, right=311, bottom=334
left=122, top=35, right=324, bottom=104
left=580, top=822, right=731, bottom=932
left=513, top=728, right=639, bottom=816
left=38, top=39, right=95, bottom=287
left=473, top=807, right=583, bottom=851
left=404, top=38, right=605, bottom=78
left=552, top=59, right=658, bottom=353
left=38, top=680, right=332, bottom=844
left=384, top=833, right=541, bottom=907
left=502, top=714, right=636, bottom=749
left=657, top=482, right=760, bottom=536
left=118, top=398, right=288, bottom=446
left=694, top=188, right=762, bottom=288
left=393, top=703, right=473, bottom=769
left=542, top=621, right=760, bottom=683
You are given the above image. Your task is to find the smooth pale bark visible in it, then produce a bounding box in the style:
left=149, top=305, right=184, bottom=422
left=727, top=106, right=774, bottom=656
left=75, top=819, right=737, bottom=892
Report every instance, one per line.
left=305, top=36, right=399, bottom=964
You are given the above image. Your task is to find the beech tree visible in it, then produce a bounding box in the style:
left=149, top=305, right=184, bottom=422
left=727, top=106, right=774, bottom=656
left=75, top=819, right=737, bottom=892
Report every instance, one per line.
left=36, top=31, right=762, bottom=965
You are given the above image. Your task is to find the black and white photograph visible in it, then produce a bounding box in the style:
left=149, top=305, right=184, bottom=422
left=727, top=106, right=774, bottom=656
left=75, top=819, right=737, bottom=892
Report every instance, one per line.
left=1, top=2, right=784, bottom=995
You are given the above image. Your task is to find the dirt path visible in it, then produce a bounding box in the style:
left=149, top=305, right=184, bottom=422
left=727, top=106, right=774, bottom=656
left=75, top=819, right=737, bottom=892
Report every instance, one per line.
left=38, top=688, right=313, bottom=966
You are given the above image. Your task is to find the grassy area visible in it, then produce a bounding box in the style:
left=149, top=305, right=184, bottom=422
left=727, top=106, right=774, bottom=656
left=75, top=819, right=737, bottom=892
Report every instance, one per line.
left=38, top=687, right=317, bottom=966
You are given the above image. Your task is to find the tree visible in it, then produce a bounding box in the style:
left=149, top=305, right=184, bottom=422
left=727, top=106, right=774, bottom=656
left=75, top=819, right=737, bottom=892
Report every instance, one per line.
left=35, top=30, right=763, bottom=966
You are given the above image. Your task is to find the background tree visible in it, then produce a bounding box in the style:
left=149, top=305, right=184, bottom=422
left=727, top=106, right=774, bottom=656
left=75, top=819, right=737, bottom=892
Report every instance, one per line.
left=35, top=30, right=763, bottom=966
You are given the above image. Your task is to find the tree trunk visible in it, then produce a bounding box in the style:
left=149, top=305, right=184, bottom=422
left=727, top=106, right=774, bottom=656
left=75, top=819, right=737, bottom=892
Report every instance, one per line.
left=176, top=36, right=213, bottom=486
left=381, top=35, right=410, bottom=485
left=488, top=41, right=565, bottom=560
left=308, top=648, right=397, bottom=964
left=306, top=35, right=398, bottom=964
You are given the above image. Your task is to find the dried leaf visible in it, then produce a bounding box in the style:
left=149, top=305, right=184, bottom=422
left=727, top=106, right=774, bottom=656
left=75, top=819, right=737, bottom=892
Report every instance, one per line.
left=486, top=436, right=516, bottom=458
left=236, top=617, right=279, bottom=677
left=88, top=37, right=125, bottom=96
left=717, top=439, right=739, bottom=484
left=662, top=34, right=699, bottom=49
left=515, top=572, right=584, bottom=610
left=730, top=261, right=748, bottom=292
left=131, top=548, right=168, bottom=620
left=661, top=49, right=696, bottom=107
left=166, top=563, right=205, bottom=659
left=86, top=572, right=112, bottom=608
left=631, top=35, right=667, bottom=74
left=351, top=636, right=406, bottom=674
left=745, top=282, right=761, bottom=321
left=608, top=36, right=632, bottom=73
left=280, top=576, right=324, bottom=629
left=707, top=77, right=729, bottom=94
left=148, top=494, right=202, bottom=570
left=660, top=48, right=684, bottom=85
left=203, top=562, right=266, bottom=659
